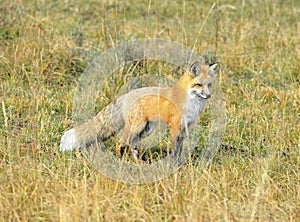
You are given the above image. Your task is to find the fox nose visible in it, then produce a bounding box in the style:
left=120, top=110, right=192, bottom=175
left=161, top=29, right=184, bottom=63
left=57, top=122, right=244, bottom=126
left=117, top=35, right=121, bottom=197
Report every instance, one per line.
left=206, top=94, right=211, bottom=99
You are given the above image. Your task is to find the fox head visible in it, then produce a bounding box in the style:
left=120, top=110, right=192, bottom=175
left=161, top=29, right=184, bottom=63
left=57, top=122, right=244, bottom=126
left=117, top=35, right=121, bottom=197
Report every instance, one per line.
left=178, top=61, right=219, bottom=100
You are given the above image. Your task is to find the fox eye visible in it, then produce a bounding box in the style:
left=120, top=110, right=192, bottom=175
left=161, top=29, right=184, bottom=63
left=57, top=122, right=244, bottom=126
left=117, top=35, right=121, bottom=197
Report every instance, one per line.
left=208, top=83, right=212, bottom=88
left=193, top=83, right=203, bottom=88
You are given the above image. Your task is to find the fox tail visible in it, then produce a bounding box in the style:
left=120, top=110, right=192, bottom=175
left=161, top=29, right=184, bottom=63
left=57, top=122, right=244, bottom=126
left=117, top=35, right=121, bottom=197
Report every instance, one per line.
left=59, top=99, right=124, bottom=151
left=59, top=119, right=99, bottom=151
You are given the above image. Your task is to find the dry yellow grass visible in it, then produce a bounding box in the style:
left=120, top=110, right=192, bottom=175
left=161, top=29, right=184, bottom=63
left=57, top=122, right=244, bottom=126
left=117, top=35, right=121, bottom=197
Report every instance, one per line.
left=1, top=0, right=299, bottom=221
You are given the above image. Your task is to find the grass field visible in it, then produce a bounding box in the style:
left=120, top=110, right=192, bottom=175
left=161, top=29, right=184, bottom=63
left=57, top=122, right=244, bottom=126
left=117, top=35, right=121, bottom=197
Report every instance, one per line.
left=1, top=0, right=300, bottom=221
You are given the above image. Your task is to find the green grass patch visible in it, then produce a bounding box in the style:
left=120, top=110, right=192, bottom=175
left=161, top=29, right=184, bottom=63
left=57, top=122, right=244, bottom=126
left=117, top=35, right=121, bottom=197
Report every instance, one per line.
left=1, top=0, right=299, bottom=221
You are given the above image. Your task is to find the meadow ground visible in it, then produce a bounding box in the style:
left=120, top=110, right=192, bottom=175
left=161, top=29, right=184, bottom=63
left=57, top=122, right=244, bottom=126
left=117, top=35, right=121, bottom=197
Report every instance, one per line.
left=0, top=0, right=299, bottom=221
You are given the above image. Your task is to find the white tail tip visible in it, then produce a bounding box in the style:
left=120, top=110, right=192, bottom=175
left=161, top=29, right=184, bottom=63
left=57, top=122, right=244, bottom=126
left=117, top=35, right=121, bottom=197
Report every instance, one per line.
left=59, top=129, right=79, bottom=151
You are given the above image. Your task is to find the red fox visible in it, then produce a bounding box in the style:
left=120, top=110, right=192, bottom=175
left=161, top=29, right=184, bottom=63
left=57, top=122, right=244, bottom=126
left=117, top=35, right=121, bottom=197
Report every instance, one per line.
left=60, top=61, right=219, bottom=162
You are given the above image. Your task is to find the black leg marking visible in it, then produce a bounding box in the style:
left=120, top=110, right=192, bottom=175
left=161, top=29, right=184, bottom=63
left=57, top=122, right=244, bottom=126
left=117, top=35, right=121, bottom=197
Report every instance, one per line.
left=172, top=135, right=184, bottom=164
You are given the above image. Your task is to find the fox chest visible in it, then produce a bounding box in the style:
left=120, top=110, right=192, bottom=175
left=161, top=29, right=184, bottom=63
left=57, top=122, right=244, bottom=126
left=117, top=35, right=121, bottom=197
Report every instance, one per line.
left=182, top=96, right=207, bottom=127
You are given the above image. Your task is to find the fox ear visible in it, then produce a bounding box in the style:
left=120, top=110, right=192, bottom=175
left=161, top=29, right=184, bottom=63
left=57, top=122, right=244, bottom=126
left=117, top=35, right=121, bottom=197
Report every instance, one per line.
left=208, top=63, right=220, bottom=76
left=190, top=61, right=201, bottom=77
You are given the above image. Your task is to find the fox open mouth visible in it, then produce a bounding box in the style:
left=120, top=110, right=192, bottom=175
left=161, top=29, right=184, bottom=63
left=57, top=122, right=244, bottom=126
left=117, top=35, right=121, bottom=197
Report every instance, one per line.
left=194, top=91, right=210, bottom=99
left=198, top=94, right=210, bottom=99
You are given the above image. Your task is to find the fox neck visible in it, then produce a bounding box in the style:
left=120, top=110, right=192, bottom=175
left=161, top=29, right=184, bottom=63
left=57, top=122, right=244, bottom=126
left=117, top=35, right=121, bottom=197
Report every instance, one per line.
left=173, top=74, right=207, bottom=127
left=171, top=73, right=195, bottom=102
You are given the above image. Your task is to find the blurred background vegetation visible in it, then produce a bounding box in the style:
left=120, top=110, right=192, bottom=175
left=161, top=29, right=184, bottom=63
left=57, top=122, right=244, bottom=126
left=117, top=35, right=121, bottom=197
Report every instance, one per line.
left=0, top=0, right=299, bottom=221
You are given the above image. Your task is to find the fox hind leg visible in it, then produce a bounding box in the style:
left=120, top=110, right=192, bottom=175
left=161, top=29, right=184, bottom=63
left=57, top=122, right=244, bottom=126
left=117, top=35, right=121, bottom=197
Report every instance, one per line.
left=116, top=134, right=142, bottom=162
left=116, top=121, right=148, bottom=161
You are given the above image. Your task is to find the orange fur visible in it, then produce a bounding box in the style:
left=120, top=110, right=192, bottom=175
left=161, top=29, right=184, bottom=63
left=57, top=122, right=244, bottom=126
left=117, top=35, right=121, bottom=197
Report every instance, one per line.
left=60, top=61, right=219, bottom=163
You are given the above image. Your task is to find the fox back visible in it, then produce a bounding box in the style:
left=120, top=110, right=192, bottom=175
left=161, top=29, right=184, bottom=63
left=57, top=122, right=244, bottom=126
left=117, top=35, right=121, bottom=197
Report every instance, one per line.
left=60, top=61, right=219, bottom=164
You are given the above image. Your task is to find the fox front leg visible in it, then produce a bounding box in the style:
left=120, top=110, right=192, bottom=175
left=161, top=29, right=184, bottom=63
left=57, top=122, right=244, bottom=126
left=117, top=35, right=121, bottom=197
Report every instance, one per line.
left=173, top=134, right=184, bottom=163
left=170, top=127, right=185, bottom=164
